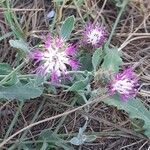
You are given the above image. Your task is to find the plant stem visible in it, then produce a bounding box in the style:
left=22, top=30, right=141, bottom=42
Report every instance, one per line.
left=0, top=71, right=92, bottom=81
left=0, top=74, right=36, bottom=78
left=10, top=131, right=127, bottom=145
left=106, top=0, right=129, bottom=46
left=0, top=61, right=27, bottom=86
left=44, top=82, right=70, bottom=89
left=67, top=70, right=92, bottom=75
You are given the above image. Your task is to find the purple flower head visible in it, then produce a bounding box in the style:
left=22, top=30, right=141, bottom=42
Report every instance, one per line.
left=69, top=59, right=79, bottom=70
left=83, top=22, right=106, bottom=47
left=43, top=33, right=52, bottom=49
left=29, top=49, right=43, bottom=61
left=51, top=71, right=59, bottom=82
left=65, top=44, right=76, bottom=56
left=30, top=33, right=78, bottom=82
left=108, top=68, right=139, bottom=101
left=55, top=37, right=64, bottom=48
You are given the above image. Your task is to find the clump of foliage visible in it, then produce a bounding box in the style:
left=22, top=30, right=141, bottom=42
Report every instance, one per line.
left=0, top=0, right=150, bottom=149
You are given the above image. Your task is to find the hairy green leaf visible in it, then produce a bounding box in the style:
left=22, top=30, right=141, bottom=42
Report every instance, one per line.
left=102, top=48, right=122, bottom=72
left=60, top=16, right=75, bottom=40
left=0, top=81, right=43, bottom=101
left=92, top=48, right=103, bottom=72
left=0, top=63, right=12, bottom=75
left=70, top=137, right=83, bottom=145
left=67, top=79, right=88, bottom=92
left=9, top=39, right=29, bottom=53
left=40, top=130, right=74, bottom=150
left=40, top=140, right=48, bottom=150
left=79, top=53, right=93, bottom=71
left=103, top=95, right=150, bottom=137
left=3, top=73, right=19, bottom=86
left=84, top=135, right=97, bottom=142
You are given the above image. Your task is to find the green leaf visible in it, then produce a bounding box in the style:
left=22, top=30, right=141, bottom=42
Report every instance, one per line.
left=40, top=140, right=48, bottom=150
left=102, top=48, right=122, bottom=72
left=60, top=16, right=75, bottom=40
left=131, top=118, right=144, bottom=132
left=0, top=63, right=12, bottom=75
left=40, top=130, right=75, bottom=150
left=70, top=120, right=90, bottom=145
left=0, top=81, right=43, bottom=101
left=103, top=95, right=150, bottom=137
left=67, top=79, right=88, bottom=92
left=84, top=135, right=97, bottom=142
left=70, top=133, right=97, bottom=145
left=3, top=73, right=19, bottom=86
left=92, top=48, right=103, bottom=72
left=79, top=53, right=93, bottom=71
left=70, top=137, right=83, bottom=145
left=9, top=39, right=29, bottom=53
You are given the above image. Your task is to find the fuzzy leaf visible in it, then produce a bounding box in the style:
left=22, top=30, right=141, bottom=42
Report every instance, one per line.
left=84, top=135, right=97, bottom=142
left=102, top=48, right=122, bottom=72
left=3, top=73, right=19, bottom=86
left=92, top=48, right=103, bottom=72
left=67, top=79, right=88, bottom=92
left=70, top=137, right=83, bottom=145
left=40, top=140, right=48, bottom=150
left=40, top=130, right=74, bottom=150
left=60, top=16, right=75, bottom=40
left=103, top=95, right=150, bottom=137
left=79, top=53, right=93, bottom=71
left=0, top=81, right=43, bottom=101
left=0, top=63, right=12, bottom=75
left=9, top=39, right=29, bottom=52
left=70, top=134, right=97, bottom=145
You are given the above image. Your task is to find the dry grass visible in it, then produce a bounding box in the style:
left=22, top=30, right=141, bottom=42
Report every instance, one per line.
left=0, top=0, right=150, bottom=149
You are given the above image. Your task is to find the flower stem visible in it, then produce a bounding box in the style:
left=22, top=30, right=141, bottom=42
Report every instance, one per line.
left=0, top=61, right=27, bottom=86
left=0, top=74, right=36, bottom=78
left=67, top=70, right=93, bottom=75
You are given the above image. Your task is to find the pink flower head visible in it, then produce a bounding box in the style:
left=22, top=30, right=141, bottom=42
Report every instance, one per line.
left=65, top=44, right=76, bottom=56
left=30, top=33, right=78, bottom=82
left=29, top=49, right=43, bottom=62
left=43, top=33, right=52, bottom=49
left=108, top=68, right=139, bottom=101
left=83, top=22, right=106, bottom=47
left=69, top=59, right=79, bottom=70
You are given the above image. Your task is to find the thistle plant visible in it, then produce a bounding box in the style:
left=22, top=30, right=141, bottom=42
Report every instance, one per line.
left=0, top=0, right=150, bottom=148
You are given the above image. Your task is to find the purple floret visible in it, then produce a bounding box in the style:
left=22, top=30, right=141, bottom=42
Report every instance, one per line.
left=108, top=68, right=139, bottom=101
left=83, top=22, right=107, bottom=47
